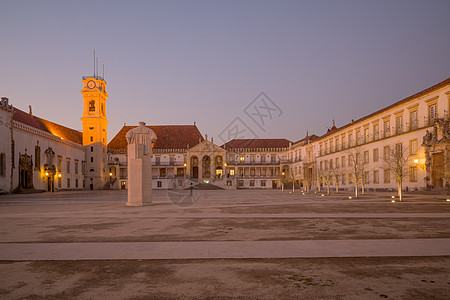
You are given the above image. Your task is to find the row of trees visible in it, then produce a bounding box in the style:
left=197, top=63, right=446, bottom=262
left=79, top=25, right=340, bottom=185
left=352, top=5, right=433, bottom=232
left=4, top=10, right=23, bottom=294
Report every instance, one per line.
left=283, top=144, right=410, bottom=201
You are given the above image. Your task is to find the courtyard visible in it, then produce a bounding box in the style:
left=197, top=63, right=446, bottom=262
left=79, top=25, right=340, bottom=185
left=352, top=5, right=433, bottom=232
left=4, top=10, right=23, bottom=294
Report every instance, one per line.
left=0, top=189, right=449, bottom=299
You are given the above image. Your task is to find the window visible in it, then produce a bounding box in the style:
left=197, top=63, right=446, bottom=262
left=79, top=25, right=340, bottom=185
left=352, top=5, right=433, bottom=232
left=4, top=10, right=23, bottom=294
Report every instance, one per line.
left=396, top=115, right=403, bottom=134
left=157, top=181, right=162, bottom=188
left=410, top=139, right=418, bottom=155
left=261, top=180, right=266, bottom=187
left=90, top=146, right=93, bottom=152
left=66, top=158, right=71, bottom=173
left=238, top=180, right=244, bottom=187
left=90, top=157, right=93, bottom=163
left=320, top=145, right=323, bottom=155
left=67, top=178, right=71, bottom=188
left=89, top=100, right=95, bottom=111
left=341, top=174, right=346, bottom=185
left=410, top=110, right=418, bottom=130
left=82, top=161, right=86, bottom=175
left=90, top=136, right=93, bottom=142
left=75, top=179, right=79, bottom=188
left=373, top=124, right=379, bottom=140
left=410, top=166, right=418, bottom=182
left=341, top=156, right=346, bottom=168
left=335, top=138, right=339, bottom=152
left=160, top=169, right=166, bottom=177
left=75, top=160, right=79, bottom=174
left=229, top=169, right=235, bottom=176
left=250, top=180, right=255, bottom=187
left=384, top=169, right=390, bottom=183
left=329, top=159, right=333, bottom=169
left=348, top=134, right=353, bottom=147
left=384, top=120, right=390, bottom=137
left=341, top=136, right=346, bottom=149
left=335, top=158, right=339, bottom=168
left=373, top=170, right=379, bottom=184
left=395, top=143, right=402, bottom=156
left=429, top=103, right=437, bottom=121
left=330, top=140, right=333, bottom=153
left=384, top=146, right=390, bottom=161
left=34, top=146, right=40, bottom=171
left=364, top=151, right=369, bottom=164
left=57, top=156, right=62, bottom=172
left=364, top=171, right=369, bottom=184
left=373, top=148, right=379, bottom=162
left=348, top=155, right=353, bottom=167
left=320, top=161, right=323, bottom=170
left=356, top=153, right=360, bottom=165
left=356, top=131, right=361, bottom=145
left=0, top=153, right=5, bottom=176
left=364, top=128, right=369, bottom=143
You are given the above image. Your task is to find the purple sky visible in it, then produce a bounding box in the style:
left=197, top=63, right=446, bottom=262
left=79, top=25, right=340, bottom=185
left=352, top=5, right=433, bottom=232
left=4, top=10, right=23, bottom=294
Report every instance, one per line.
left=1, top=0, right=449, bottom=144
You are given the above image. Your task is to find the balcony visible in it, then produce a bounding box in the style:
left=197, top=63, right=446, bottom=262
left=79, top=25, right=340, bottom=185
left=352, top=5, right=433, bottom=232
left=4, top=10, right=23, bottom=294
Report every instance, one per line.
left=153, top=161, right=185, bottom=166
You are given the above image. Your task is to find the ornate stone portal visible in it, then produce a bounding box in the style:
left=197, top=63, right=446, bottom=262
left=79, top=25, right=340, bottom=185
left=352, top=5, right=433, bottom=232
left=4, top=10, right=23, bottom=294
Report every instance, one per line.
left=422, top=118, right=450, bottom=190
left=18, top=153, right=33, bottom=190
left=126, top=122, right=157, bottom=206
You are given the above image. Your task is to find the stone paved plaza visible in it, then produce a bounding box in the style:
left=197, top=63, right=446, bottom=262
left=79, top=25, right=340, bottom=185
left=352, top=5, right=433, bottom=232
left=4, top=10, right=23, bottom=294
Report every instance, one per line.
left=0, top=190, right=449, bottom=299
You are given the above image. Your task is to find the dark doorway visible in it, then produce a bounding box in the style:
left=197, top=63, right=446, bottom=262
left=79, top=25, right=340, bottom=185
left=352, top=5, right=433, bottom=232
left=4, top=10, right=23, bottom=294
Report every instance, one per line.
left=432, top=153, right=444, bottom=188
left=192, top=167, right=198, bottom=178
left=272, top=180, right=277, bottom=189
left=19, top=153, right=33, bottom=190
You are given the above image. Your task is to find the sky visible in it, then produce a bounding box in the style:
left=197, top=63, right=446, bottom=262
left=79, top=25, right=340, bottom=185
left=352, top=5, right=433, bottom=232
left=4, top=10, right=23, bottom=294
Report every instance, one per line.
left=1, top=0, right=449, bottom=145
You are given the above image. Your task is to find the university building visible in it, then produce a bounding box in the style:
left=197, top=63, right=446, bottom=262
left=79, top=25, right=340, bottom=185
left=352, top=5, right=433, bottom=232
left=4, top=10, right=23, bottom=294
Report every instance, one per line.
left=0, top=75, right=449, bottom=194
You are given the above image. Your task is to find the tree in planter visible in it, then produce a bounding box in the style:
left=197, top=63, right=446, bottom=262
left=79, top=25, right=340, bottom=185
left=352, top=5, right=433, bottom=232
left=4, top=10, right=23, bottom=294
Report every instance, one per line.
left=383, top=143, right=409, bottom=201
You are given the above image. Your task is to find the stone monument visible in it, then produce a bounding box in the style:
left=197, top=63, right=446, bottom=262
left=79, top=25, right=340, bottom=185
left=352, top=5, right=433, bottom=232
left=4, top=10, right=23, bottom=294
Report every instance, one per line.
left=126, top=121, right=157, bottom=206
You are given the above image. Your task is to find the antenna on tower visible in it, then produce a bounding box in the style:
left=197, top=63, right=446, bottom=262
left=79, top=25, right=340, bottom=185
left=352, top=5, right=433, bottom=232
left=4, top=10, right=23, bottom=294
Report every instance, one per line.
left=93, top=49, right=96, bottom=76
left=96, top=57, right=99, bottom=78
left=103, top=64, right=105, bottom=79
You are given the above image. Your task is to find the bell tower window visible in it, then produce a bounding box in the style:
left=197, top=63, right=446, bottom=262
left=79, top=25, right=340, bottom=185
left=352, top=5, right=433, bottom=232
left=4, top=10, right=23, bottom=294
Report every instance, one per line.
left=89, top=100, right=95, bottom=111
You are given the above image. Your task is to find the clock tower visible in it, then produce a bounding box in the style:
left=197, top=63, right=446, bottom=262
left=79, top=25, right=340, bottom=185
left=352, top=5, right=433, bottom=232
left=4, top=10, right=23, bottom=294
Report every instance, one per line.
left=81, top=75, right=109, bottom=190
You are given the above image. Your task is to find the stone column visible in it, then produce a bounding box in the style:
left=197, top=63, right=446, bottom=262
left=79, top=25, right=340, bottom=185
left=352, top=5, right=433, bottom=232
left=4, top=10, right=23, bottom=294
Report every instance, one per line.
left=126, top=122, right=157, bottom=206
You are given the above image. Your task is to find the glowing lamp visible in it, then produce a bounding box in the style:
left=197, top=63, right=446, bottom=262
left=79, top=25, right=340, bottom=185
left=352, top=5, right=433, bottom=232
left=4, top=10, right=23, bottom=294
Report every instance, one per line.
left=391, top=196, right=395, bottom=199
left=321, top=194, right=324, bottom=196
left=58, top=174, right=62, bottom=178
left=348, top=196, right=352, bottom=199
left=109, top=172, right=113, bottom=177
left=391, top=200, right=395, bottom=203
left=224, top=163, right=227, bottom=167
left=413, top=159, right=419, bottom=164
left=45, top=172, right=49, bottom=176
left=184, top=163, right=187, bottom=167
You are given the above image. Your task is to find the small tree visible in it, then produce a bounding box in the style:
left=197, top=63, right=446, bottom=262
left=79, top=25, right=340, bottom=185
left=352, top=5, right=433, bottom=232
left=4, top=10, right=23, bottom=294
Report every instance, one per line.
left=302, top=165, right=313, bottom=193
left=383, top=143, right=409, bottom=201
left=317, top=166, right=332, bottom=195
left=347, top=147, right=364, bottom=198
left=330, top=165, right=345, bottom=193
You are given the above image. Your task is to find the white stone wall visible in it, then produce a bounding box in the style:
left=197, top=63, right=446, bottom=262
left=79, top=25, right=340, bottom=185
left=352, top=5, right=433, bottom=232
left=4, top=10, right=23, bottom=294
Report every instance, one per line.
left=0, top=104, right=13, bottom=193
left=12, top=122, right=85, bottom=191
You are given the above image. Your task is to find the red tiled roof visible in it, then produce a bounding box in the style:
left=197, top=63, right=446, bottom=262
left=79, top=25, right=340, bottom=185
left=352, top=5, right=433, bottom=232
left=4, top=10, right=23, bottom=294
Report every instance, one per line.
left=34, top=117, right=83, bottom=144
left=293, top=134, right=320, bottom=145
left=12, top=107, right=83, bottom=144
left=108, top=125, right=204, bottom=151
left=222, top=139, right=292, bottom=149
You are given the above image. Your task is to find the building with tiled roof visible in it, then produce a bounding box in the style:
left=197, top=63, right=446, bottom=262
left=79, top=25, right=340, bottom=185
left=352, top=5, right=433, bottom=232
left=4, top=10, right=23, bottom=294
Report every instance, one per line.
left=108, top=125, right=203, bottom=152
left=1, top=73, right=449, bottom=193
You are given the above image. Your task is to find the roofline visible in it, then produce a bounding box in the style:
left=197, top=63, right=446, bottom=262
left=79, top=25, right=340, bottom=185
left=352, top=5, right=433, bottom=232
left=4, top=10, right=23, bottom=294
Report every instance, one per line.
left=317, top=77, right=450, bottom=140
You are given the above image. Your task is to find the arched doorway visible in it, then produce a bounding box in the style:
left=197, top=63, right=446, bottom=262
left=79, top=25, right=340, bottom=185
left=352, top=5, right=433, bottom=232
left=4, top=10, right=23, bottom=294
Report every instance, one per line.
left=19, top=153, right=33, bottom=190
left=202, top=155, right=211, bottom=178
left=190, top=156, right=199, bottom=178
left=215, top=156, right=223, bottom=178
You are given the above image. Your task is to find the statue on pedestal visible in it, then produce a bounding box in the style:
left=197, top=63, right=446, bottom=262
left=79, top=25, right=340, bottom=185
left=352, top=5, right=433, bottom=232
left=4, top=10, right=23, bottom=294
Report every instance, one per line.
left=126, top=122, right=157, bottom=206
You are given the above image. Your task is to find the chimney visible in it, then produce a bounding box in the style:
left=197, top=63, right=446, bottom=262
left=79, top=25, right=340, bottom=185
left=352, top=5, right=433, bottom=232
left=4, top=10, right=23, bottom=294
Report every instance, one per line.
left=29, top=105, right=32, bottom=115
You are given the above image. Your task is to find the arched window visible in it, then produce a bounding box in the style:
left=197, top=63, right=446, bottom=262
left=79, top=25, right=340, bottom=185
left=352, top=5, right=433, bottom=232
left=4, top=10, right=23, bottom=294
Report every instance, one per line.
left=89, top=100, right=95, bottom=111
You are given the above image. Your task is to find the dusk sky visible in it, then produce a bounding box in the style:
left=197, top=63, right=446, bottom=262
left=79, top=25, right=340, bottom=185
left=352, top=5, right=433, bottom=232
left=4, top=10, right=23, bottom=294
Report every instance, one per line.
left=1, top=0, right=449, bottom=144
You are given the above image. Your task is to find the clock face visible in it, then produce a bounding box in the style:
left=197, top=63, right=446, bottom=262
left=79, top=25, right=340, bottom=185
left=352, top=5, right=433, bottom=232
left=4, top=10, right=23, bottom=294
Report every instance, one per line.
left=87, top=80, right=96, bottom=89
